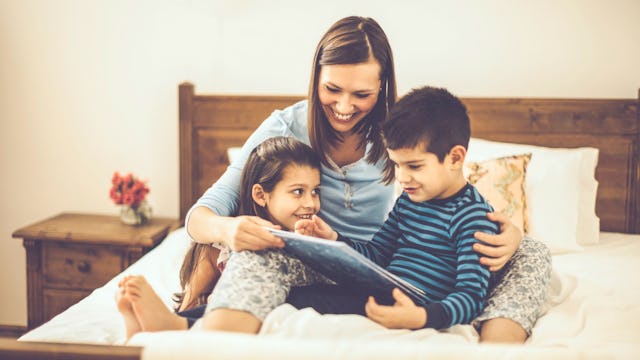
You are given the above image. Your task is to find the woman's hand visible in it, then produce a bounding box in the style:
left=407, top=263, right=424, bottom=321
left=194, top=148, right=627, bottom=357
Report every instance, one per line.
left=187, top=207, right=283, bottom=251
left=294, top=215, right=337, bottom=240
left=365, top=288, right=426, bottom=329
left=473, top=212, right=522, bottom=272
left=223, top=216, right=284, bottom=251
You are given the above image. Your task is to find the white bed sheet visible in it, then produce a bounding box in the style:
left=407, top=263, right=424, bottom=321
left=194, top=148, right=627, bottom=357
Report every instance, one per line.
left=20, top=228, right=640, bottom=359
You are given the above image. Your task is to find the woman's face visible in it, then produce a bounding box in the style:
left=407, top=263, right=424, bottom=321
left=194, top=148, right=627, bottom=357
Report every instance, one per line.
left=317, top=60, right=381, bottom=134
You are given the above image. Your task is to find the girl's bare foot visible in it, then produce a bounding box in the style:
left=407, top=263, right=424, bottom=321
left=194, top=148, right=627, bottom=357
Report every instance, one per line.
left=124, top=276, right=189, bottom=332
left=115, top=279, right=142, bottom=341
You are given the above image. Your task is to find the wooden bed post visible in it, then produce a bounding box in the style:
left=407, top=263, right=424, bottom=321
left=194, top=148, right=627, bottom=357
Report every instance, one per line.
left=179, top=82, right=195, bottom=225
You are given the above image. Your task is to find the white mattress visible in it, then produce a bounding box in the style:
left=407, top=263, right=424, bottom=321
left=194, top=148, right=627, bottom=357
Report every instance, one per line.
left=20, top=229, right=640, bottom=359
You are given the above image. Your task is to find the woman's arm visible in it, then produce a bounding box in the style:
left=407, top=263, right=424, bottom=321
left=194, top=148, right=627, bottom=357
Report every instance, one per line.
left=473, top=212, right=522, bottom=272
left=187, top=206, right=283, bottom=251
left=185, top=101, right=307, bottom=249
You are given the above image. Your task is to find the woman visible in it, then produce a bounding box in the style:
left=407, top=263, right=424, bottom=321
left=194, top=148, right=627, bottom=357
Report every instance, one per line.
left=145, top=16, right=551, bottom=343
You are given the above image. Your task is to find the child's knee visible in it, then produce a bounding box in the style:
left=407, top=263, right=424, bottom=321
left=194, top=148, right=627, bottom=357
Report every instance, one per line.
left=522, top=236, right=552, bottom=265
left=202, top=308, right=262, bottom=334
left=479, top=317, right=527, bottom=343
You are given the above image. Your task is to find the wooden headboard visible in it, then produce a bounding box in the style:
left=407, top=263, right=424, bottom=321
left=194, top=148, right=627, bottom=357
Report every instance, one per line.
left=179, top=82, right=640, bottom=234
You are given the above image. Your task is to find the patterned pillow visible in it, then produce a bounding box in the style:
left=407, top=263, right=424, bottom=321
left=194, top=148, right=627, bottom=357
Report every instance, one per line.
left=464, top=153, right=532, bottom=234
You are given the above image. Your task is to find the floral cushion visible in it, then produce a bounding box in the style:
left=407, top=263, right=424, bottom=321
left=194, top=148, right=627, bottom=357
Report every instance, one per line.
left=464, top=153, right=532, bottom=234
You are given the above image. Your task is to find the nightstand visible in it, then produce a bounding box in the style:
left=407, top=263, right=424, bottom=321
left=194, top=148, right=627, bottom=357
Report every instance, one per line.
left=12, top=213, right=179, bottom=330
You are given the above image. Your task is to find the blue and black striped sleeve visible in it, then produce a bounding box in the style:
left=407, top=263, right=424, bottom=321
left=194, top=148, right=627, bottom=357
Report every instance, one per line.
left=424, top=201, right=499, bottom=329
left=337, top=202, right=402, bottom=267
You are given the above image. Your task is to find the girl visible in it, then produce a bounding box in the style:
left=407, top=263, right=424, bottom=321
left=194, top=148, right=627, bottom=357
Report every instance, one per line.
left=116, top=136, right=325, bottom=339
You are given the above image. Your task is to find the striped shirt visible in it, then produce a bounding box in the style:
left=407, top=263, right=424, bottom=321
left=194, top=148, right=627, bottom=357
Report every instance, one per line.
left=340, top=183, right=499, bottom=329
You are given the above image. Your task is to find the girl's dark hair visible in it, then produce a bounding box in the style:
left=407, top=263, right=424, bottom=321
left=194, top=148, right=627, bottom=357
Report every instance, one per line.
left=307, top=16, right=397, bottom=167
left=173, top=242, right=218, bottom=311
left=381, top=86, right=470, bottom=184
left=238, top=136, right=321, bottom=220
left=174, top=136, right=320, bottom=311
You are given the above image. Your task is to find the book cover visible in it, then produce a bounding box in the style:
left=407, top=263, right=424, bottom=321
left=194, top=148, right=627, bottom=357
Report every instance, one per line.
left=266, top=228, right=426, bottom=303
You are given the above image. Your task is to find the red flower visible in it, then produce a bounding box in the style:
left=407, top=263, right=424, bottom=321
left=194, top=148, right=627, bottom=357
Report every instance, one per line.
left=109, top=171, right=149, bottom=209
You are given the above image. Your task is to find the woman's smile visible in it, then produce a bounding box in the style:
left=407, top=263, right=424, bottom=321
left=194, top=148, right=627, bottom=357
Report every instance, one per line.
left=333, top=108, right=355, bottom=120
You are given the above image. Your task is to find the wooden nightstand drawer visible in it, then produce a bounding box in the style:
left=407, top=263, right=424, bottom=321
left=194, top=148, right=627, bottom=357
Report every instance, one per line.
left=42, top=288, right=91, bottom=321
left=13, top=213, right=179, bottom=329
left=42, top=243, right=123, bottom=289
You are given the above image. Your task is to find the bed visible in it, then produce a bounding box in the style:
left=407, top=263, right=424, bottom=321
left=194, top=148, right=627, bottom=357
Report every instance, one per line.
left=3, top=82, right=639, bottom=359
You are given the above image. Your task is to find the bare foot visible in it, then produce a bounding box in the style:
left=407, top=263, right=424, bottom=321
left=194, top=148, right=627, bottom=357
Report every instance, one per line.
left=115, top=278, right=142, bottom=341
left=124, top=276, right=189, bottom=332
left=178, top=246, right=221, bottom=312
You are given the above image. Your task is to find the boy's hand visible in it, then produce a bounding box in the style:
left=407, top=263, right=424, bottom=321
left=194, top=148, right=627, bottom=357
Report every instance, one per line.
left=365, top=288, right=427, bottom=329
left=294, top=215, right=337, bottom=240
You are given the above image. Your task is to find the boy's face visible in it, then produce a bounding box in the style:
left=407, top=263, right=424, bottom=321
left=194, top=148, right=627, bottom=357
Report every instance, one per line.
left=387, top=145, right=460, bottom=203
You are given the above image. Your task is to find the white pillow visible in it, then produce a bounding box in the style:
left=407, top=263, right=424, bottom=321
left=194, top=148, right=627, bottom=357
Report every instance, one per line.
left=467, top=138, right=599, bottom=255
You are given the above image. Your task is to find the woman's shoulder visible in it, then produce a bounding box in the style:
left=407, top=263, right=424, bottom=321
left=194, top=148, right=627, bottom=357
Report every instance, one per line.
left=263, top=99, right=309, bottom=142
left=269, top=99, right=307, bottom=121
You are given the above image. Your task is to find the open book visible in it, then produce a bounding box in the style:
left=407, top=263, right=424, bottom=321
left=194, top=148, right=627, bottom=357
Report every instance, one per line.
left=266, top=228, right=426, bottom=303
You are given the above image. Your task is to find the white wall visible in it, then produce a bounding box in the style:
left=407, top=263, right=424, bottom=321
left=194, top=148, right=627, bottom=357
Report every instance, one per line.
left=1, top=0, right=638, bottom=326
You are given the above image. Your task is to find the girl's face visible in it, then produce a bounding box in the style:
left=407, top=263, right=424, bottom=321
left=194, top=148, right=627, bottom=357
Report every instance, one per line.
left=259, top=164, right=321, bottom=231
left=317, top=60, right=381, bottom=134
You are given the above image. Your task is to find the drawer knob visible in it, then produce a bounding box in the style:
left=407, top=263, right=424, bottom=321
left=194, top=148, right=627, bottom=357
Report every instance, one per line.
left=76, top=261, right=91, bottom=273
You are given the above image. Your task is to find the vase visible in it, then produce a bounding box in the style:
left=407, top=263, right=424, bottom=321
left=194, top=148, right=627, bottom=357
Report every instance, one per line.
left=119, top=200, right=152, bottom=226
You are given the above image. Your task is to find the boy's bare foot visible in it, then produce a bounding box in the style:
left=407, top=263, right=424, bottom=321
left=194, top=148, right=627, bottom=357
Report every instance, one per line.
left=115, top=278, right=142, bottom=341
left=178, top=246, right=221, bottom=312
left=124, top=276, right=189, bottom=332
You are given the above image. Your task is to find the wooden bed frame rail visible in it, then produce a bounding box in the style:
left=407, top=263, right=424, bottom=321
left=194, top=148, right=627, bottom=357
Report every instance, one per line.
left=0, top=338, right=141, bottom=360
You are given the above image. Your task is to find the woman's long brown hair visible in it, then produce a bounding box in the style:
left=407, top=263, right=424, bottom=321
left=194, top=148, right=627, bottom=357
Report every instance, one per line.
left=307, top=16, right=397, bottom=167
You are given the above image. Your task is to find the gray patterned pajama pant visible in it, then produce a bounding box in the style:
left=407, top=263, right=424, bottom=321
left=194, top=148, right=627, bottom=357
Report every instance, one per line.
left=473, top=236, right=553, bottom=333
left=206, top=236, right=552, bottom=333
left=205, top=248, right=331, bottom=320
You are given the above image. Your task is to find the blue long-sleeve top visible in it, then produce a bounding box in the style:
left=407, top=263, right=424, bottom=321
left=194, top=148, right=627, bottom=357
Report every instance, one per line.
left=187, top=100, right=395, bottom=243
left=339, top=183, right=499, bottom=329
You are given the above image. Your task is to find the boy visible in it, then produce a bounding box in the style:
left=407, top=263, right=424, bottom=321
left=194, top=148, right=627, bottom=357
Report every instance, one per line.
left=292, top=86, right=499, bottom=329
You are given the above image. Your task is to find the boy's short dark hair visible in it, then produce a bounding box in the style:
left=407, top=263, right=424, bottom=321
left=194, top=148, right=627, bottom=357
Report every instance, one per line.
left=381, top=86, right=470, bottom=184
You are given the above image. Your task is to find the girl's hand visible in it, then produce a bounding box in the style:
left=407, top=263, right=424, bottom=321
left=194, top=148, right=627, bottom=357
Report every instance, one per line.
left=294, top=215, right=337, bottom=240
left=224, top=216, right=284, bottom=251
left=117, top=275, right=133, bottom=288
left=365, top=288, right=426, bottom=329
left=473, top=212, right=522, bottom=272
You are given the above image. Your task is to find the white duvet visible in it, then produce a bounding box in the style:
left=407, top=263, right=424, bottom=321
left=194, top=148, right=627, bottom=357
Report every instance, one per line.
left=20, top=228, right=640, bottom=359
